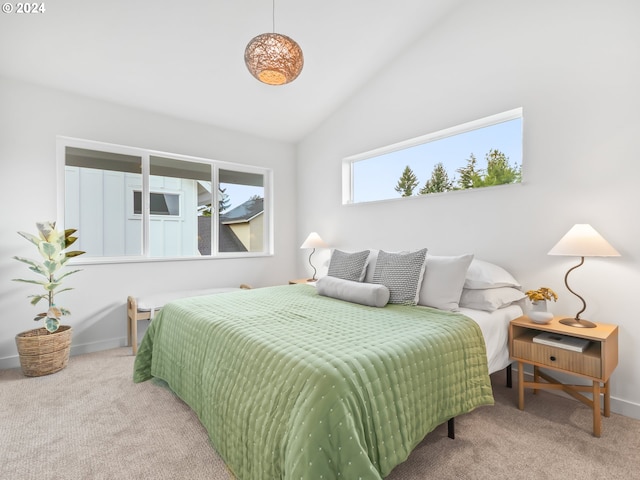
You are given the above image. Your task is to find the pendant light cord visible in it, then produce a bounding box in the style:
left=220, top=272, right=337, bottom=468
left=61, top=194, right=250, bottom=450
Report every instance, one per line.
left=272, top=0, right=275, bottom=33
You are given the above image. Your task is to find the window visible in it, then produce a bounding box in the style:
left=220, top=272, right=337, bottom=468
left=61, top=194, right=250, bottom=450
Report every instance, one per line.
left=133, top=191, right=181, bottom=216
left=58, top=138, right=272, bottom=261
left=218, top=169, right=265, bottom=254
left=343, top=108, right=523, bottom=204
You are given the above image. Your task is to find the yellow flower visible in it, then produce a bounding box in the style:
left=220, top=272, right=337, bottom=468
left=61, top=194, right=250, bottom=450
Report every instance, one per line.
left=525, top=287, right=558, bottom=302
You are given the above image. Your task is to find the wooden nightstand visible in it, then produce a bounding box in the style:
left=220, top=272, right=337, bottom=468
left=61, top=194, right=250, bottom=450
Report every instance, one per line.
left=288, top=278, right=315, bottom=285
left=509, top=315, right=618, bottom=437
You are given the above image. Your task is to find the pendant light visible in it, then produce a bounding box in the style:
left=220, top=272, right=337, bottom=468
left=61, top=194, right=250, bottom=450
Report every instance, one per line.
left=244, top=0, right=304, bottom=85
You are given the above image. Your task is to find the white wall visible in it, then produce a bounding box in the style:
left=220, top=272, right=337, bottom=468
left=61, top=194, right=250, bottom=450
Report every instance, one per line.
left=0, top=76, right=297, bottom=367
left=296, top=0, right=640, bottom=418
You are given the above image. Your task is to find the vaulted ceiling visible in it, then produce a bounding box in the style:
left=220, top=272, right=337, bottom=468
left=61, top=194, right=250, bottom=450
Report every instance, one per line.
left=0, top=0, right=462, bottom=142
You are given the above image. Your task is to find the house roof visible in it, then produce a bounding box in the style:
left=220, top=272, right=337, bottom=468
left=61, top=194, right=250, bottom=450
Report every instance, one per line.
left=220, top=198, right=264, bottom=224
left=197, top=216, right=247, bottom=254
left=218, top=225, right=248, bottom=253
left=0, top=0, right=459, bottom=142
left=198, top=197, right=263, bottom=254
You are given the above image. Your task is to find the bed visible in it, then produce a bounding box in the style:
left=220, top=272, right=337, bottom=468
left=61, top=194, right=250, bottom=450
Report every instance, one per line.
left=133, top=269, right=523, bottom=479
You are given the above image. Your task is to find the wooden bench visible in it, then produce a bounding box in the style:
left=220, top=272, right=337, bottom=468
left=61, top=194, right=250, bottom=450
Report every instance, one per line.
left=127, top=284, right=251, bottom=354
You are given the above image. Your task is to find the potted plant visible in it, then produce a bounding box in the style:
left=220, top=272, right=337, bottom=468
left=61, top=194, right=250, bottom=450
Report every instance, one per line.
left=524, top=287, right=558, bottom=324
left=12, top=221, right=85, bottom=376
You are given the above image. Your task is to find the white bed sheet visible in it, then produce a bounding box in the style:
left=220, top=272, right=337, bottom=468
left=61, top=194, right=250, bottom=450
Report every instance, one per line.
left=460, top=304, right=523, bottom=375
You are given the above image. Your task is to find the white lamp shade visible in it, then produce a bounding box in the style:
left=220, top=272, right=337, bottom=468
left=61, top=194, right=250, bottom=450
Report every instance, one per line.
left=300, top=232, right=328, bottom=249
left=548, top=224, right=620, bottom=257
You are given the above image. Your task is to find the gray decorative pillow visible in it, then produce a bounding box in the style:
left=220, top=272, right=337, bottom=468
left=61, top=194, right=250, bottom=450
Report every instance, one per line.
left=316, top=276, right=389, bottom=307
left=327, top=249, right=370, bottom=282
left=372, top=249, right=428, bottom=305
left=363, top=250, right=379, bottom=283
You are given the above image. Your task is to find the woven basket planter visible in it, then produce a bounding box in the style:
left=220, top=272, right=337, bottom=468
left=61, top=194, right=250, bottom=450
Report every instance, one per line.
left=15, top=325, right=72, bottom=377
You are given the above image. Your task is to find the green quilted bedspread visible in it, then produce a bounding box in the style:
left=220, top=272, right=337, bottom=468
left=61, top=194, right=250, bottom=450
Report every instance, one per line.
left=133, top=284, right=493, bottom=479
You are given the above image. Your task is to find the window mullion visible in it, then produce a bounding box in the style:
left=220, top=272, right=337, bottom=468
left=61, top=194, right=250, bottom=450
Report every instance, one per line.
left=212, top=165, right=220, bottom=256
left=264, top=170, right=273, bottom=255
left=141, top=153, right=150, bottom=256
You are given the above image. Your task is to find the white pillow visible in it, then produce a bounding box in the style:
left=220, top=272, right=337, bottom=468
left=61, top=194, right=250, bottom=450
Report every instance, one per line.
left=327, top=249, right=370, bottom=282
left=459, top=287, right=526, bottom=312
left=418, top=254, right=474, bottom=311
left=316, top=276, right=389, bottom=307
left=464, top=259, right=521, bottom=290
left=372, top=249, right=428, bottom=305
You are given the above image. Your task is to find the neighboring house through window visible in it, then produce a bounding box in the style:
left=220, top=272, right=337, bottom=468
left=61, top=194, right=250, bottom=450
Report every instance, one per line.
left=58, top=137, right=272, bottom=261
left=197, top=197, right=264, bottom=254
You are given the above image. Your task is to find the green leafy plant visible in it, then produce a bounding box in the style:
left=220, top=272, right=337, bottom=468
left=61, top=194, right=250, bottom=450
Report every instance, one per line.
left=525, top=287, right=558, bottom=303
left=12, top=221, right=85, bottom=333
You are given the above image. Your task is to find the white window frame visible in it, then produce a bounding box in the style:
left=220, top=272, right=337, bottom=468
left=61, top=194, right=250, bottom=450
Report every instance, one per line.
left=56, top=136, right=273, bottom=264
left=342, top=108, right=523, bottom=205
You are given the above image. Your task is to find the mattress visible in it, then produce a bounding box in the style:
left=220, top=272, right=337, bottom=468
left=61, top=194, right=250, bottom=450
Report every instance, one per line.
left=460, top=304, right=523, bottom=375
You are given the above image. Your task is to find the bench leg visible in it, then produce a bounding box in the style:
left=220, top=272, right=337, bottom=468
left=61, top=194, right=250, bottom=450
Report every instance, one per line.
left=127, top=296, right=138, bottom=355
left=127, top=315, right=132, bottom=348
left=132, top=313, right=138, bottom=355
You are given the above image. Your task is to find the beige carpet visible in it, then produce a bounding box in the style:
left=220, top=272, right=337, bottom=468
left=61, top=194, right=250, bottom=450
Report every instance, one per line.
left=1, top=348, right=638, bottom=480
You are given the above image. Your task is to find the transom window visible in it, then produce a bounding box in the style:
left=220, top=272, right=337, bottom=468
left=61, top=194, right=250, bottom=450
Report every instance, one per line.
left=58, top=137, right=272, bottom=262
left=343, top=108, right=523, bottom=204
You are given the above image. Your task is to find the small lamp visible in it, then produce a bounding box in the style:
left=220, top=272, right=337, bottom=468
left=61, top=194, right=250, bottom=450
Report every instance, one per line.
left=548, top=224, right=620, bottom=328
left=300, top=232, right=328, bottom=282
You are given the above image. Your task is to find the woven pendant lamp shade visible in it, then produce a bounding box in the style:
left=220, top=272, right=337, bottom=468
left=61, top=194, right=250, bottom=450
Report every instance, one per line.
left=244, top=33, right=304, bottom=85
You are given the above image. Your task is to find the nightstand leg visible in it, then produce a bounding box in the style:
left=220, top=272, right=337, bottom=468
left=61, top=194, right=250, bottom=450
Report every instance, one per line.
left=593, top=381, right=601, bottom=437
left=603, top=379, right=611, bottom=417
left=518, top=361, right=525, bottom=410
left=533, top=365, right=539, bottom=394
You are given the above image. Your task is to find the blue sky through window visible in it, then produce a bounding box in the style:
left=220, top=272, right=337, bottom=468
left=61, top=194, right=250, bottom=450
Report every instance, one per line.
left=220, top=183, right=264, bottom=211
left=352, top=117, right=522, bottom=203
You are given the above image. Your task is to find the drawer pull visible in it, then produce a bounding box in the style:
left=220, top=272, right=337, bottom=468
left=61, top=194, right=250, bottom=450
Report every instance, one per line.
left=549, top=356, right=556, bottom=362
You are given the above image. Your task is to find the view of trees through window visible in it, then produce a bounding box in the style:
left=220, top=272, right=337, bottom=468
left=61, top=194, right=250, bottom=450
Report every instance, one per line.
left=345, top=109, right=522, bottom=204
left=394, top=148, right=521, bottom=197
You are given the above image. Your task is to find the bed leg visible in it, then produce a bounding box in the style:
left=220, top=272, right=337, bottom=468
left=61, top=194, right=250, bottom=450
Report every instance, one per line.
left=506, top=363, right=513, bottom=389
left=447, top=418, right=455, bottom=439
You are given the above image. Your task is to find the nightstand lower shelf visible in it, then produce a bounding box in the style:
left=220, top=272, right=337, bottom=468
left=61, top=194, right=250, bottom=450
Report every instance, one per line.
left=517, top=363, right=611, bottom=437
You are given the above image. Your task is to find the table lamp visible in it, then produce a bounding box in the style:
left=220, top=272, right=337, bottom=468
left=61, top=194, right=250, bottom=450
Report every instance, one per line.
left=548, top=224, right=620, bottom=328
left=300, top=232, right=328, bottom=282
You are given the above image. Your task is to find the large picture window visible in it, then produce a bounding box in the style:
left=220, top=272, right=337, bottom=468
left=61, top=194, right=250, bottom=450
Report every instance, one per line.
left=58, top=138, right=272, bottom=262
left=343, top=108, right=523, bottom=204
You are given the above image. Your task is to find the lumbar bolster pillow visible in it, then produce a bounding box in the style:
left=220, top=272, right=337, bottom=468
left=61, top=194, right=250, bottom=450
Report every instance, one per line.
left=316, top=276, right=390, bottom=307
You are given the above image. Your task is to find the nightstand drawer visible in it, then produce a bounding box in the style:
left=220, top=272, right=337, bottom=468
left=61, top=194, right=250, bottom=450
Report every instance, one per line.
left=512, top=334, right=601, bottom=378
